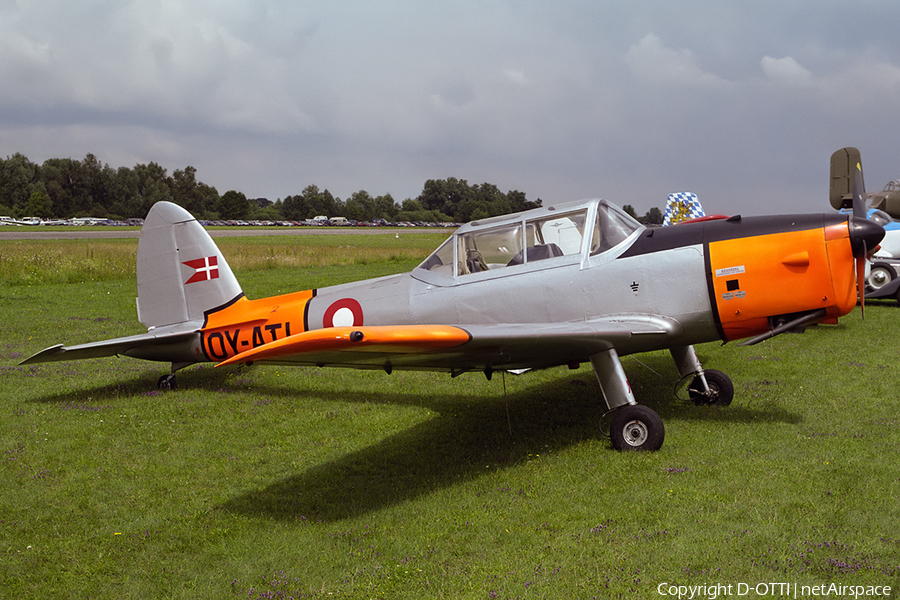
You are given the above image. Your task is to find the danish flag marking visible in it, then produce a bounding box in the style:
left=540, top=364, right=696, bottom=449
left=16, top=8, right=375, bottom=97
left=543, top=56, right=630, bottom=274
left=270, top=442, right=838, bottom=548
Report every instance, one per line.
left=183, top=256, right=219, bottom=284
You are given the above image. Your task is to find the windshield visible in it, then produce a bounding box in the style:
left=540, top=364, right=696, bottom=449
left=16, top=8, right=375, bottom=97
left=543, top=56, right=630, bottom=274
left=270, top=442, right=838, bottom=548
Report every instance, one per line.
left=418, top=236, right=455, bottom=275
left=590, top=201, right=643, bottom=255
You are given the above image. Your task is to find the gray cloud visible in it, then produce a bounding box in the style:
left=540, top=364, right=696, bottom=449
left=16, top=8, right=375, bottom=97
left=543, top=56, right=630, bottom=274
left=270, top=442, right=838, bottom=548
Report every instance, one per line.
left=2, top=0, right=900, bottom=215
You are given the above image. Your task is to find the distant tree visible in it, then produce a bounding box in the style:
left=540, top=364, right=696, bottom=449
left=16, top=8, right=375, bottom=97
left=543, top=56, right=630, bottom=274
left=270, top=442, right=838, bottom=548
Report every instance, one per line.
left=282, top=193, right=312, bottom=220
left=0, top=152, right=224, bottom=219
left=507, top=189, right=541, bottom=213
left=196, top=183, right=221, bottom=218
left=401, top=198, right=423, bottom=213
left=302, top=185, right=339, bottom=217
left=345, top=190, right=376, bottom=221
left=269, top=199, right=284, bottom=219
left=374, top=193, right=398, bottom=220
left=172, top=166, right=206, bottom=215
left=107, top=166, right=142, bottom=218
left=416, top=178, right=540, bottom=222
left=133, top=162, right=173, bottom=216
left=0, top=153, right=38, bottom=214
left=622, top=204, right=638, bottom=219
left=0, top=151, right=545, bottom=224
left=25, top=186, right=53, bottom=218
left=40, top=158, right=77, bottom=217
left=248, top=203, right=282, bottom=221
left=219, top=190, right=251, bottom=219
left=81, top=153, right=113, bottom=209
left=641, top=207, right=663, bottom=225
left=395, top=198, right=452, bottom=223
left=418, top=177, right=473, bottom=219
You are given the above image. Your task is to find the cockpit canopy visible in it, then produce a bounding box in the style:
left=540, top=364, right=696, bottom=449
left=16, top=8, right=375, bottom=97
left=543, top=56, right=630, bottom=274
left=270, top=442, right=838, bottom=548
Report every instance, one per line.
left=416, top=199, right=643, bottom=280
left=869, top=209, right=894, bottom=228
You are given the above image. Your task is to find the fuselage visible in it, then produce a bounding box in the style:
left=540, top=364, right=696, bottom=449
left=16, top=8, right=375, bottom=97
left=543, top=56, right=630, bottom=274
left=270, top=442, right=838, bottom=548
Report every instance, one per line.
left=197, top=199, right=864, bottom=368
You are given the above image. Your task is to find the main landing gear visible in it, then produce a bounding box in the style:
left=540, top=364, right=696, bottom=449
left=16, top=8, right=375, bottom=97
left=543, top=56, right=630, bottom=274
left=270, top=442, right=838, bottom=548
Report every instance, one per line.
left=608, top=404, right=665, bottom=451
left=590, top=345, right=733, bottom=451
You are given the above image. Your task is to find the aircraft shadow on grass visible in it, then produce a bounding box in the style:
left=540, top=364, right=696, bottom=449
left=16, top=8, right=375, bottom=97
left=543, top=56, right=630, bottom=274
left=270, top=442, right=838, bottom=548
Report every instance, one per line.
left=21, top=357, right=801, bottom=522
left=213, top=367, right=799, bottom=522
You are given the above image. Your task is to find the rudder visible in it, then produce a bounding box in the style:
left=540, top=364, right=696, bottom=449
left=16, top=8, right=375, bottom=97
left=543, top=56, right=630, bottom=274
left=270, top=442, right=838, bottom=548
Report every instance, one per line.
left=663, top=192, right=704, bottom=226
left=136, top=202, right=242, bottom=329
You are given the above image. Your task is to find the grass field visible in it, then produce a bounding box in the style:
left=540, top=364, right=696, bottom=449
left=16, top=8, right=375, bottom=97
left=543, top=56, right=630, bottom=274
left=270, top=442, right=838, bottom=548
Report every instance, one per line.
left=2, top=235, right=900, bottom=599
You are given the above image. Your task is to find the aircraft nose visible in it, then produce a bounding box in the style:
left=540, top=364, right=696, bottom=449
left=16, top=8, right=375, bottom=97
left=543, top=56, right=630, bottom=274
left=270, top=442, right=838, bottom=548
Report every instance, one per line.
left=848, top=217, right=884, bottom=257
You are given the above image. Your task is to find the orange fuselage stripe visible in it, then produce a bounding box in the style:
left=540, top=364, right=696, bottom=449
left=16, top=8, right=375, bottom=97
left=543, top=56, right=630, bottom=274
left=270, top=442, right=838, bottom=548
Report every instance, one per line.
left=201, top=289, right=314, bottom=361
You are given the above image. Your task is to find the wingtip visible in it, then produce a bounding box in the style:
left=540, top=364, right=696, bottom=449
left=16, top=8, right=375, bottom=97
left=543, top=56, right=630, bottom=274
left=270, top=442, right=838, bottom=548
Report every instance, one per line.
left=18, top=344, right=66, bottom=366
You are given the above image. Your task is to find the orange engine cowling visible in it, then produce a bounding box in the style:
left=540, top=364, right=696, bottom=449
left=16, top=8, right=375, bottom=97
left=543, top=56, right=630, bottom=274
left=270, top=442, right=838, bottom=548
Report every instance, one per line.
left=708, top=221, right=857, bottom=342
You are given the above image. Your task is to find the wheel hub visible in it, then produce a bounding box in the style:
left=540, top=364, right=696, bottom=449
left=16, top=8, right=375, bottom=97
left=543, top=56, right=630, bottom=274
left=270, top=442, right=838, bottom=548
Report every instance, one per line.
left=870, top=268, right=890, bottom=289
left=621, top=420, right=648, bottom=446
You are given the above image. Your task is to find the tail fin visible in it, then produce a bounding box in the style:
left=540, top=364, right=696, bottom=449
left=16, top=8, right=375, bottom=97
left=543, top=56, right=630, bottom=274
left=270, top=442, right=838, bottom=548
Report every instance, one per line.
left=136, top=202, right=243, bottom=329
left=829, top=147, right=867, bottom=218
left=663, top=192, right=703, bottom=226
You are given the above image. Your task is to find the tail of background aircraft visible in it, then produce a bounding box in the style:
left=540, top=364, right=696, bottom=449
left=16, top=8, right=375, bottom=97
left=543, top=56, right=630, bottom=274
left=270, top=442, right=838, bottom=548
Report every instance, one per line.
left=136, top=202, right=243, bottom=329
left=663, top=192, right=703, bottom=226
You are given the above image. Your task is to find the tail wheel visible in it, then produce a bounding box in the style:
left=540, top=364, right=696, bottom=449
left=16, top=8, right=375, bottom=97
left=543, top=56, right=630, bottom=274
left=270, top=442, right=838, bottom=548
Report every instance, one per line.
left=157, top=374, right=177, bottom=390
left=609, top=405, right=664, bottom=451
left=688, top=369, right=733, bottom=406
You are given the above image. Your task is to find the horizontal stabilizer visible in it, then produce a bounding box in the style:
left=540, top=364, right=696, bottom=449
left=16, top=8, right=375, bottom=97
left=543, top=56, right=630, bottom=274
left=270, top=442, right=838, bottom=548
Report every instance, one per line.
left=19, top=324, right=202, bottom=365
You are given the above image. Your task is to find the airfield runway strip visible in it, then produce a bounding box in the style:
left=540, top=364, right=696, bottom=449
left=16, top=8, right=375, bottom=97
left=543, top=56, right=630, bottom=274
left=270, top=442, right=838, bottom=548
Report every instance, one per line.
left=0, top=227, right=450, bottom=240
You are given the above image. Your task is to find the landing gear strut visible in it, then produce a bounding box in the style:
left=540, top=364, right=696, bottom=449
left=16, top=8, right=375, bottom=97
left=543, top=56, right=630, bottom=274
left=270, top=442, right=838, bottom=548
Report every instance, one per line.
left=589, top=345, right=734, bottom=451
left=687, top=369, right=733, bottom=406
left=590, top=348, right=665, bottom=451
left=671, top=345, right=734, bottom=406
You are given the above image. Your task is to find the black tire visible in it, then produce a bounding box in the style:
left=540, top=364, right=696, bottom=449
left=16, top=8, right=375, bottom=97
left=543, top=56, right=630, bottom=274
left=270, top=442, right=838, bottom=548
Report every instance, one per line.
left=688, top=369, right=733, bottom=406
left=157, top=374, right=177, bottom=390
left=868, top=262, right=896, bottom=291
left=609, top=405, right=665, bottom=451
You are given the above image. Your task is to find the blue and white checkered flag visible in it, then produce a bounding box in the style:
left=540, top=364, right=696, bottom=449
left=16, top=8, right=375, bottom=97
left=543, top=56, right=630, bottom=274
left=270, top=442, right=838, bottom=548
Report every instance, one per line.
left=663, top=192, right=703, bottom=226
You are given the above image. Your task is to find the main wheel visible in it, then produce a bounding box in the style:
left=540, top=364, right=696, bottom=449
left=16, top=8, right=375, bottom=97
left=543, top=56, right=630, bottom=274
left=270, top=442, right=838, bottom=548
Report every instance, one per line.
left=609, top=405, right=664, bottom=451
left=688, top=369, right=733, bottom=406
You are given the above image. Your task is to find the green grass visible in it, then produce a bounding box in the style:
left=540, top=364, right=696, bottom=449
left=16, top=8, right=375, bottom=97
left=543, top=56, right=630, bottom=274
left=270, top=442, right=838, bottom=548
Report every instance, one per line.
left=0, top=232, right=447, bottom=286
left=2, top=237, right=900, bottom=598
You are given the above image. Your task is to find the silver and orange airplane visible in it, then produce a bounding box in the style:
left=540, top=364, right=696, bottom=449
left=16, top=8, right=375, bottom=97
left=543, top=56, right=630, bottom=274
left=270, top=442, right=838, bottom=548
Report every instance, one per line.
left=20, top=147, right=883, bottom=451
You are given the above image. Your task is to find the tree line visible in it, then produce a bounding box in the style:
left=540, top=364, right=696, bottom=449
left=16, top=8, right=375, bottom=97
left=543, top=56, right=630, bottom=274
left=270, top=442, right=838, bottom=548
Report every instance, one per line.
left=0, top=153, right=547, bottom=224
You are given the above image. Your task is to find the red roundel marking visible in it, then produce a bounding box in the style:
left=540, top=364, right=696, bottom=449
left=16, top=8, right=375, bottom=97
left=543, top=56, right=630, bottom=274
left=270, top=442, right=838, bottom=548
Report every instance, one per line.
left=323, top=298, right=363, bottom=328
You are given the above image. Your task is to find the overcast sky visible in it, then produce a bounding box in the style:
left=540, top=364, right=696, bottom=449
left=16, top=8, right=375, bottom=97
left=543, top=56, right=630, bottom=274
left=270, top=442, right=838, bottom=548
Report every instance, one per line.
left=2, top=0, right=900, bottom=216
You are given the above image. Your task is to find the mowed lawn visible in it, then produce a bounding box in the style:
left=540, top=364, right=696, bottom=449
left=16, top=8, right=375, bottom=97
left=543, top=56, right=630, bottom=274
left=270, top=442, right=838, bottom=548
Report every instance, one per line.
left=2, top=234, right=900, bottom=599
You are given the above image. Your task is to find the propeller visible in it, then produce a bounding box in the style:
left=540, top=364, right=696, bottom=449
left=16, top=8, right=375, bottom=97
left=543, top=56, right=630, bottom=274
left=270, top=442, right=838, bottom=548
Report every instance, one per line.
left=857, top=245, right=867, bottom=317
left=830, top=147, right=884, bottom=317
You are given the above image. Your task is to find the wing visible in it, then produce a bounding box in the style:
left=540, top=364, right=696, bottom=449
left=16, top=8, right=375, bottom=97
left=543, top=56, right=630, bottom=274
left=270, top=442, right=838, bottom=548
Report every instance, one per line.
left=214, top=316, right=679, bottom=373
